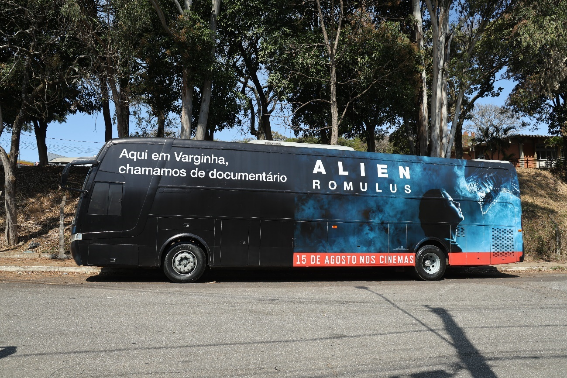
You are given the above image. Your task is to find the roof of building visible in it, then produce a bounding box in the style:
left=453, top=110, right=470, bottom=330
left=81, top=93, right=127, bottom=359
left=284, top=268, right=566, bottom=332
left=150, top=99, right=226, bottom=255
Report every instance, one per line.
left=509, top=134, right=553, bottom=138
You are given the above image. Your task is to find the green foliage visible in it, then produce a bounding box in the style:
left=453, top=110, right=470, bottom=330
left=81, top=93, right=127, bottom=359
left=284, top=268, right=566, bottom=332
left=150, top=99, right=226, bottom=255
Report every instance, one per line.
left=276, top=134, right=368, bottom=152
left=191, top=63, right=243, bottom=138
left=506, top=0, right=567, bottom=136
left=265, top=3, right=418, bottom=146
left=546, top=136, right=564, bottom=149
left=389, top=126, right=412, bottom=155
left=1, top=0, right=85, bottom=126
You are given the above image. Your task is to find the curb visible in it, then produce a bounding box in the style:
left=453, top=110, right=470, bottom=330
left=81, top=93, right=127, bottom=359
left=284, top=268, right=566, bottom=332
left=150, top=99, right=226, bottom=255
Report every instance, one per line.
left=497, top=266, right=567, bottom=272
left=0, top=265, right=565, bottom=275
left=0, top=266, right=101, bottom=274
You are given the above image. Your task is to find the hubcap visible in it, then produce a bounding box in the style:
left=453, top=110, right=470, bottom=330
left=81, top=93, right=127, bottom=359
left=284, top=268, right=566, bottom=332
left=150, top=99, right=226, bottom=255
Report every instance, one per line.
left=421, top=252, right=440, bottom=274
left=172, top=250, right=197, bottom=275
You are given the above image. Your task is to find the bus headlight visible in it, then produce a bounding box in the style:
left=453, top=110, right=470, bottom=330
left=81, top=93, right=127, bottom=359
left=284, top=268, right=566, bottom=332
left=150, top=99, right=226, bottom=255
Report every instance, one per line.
left=70, top=233, right=82, bottom=242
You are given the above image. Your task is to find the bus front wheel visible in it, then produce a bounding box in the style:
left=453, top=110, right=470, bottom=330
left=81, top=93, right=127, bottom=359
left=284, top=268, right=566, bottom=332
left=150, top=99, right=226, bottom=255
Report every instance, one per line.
left=414, top=245, right=446, bottom=281
left=163, top=243, right=206, bottom=283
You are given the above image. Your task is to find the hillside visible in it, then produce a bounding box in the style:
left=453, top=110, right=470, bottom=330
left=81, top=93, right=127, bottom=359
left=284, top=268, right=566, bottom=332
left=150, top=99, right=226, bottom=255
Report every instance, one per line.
left=0, top=165, right=566, bottom=261
left=0, top=166, right=83, bottom=255
left=517, top=168, right=567, bottom=261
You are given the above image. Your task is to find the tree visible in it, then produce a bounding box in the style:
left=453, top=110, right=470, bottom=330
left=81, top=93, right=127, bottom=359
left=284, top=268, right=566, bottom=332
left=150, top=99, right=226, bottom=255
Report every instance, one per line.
left=221, top=0, right=295, bottom=140
left=269, top=1, right=417, bottom=149
left=314, top=0, right=344, bottom=145
left=0, top=0, right=84, bottom=244
left=65, top=0, right=147, bottom=139
left=412, top=0, right=429, bottom=156
left=467, top=104, right=526, bottom=159
left=420, top=0, right=520, bottom=158
left=149, top=0, right=217, bottom=139
left=195, top=0, right=221, bottom=140
left=130, top=15, right=180, bottom=138
left=506, top=0, right=567, bottom=173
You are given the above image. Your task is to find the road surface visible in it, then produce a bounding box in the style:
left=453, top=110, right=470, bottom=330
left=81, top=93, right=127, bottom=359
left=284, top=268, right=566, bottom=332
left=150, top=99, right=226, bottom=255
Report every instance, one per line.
left=1, top=268, right=566, bottom=377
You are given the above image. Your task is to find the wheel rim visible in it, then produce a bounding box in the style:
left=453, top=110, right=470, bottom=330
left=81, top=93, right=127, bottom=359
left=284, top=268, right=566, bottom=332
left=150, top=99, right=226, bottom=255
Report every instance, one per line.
left=171, top=250, right=197, bottom=275
left=421, top=252, right=441, bottom=275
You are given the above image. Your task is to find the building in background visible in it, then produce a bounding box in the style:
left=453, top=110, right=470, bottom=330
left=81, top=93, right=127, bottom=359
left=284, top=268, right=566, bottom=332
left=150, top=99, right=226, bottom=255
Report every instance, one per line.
left=466, top=132, right=564, bottom=169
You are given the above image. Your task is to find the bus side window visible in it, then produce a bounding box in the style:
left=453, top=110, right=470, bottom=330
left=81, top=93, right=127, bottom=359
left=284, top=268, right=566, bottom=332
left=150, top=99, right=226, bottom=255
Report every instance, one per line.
left=88, top=182, right=123, bottom=216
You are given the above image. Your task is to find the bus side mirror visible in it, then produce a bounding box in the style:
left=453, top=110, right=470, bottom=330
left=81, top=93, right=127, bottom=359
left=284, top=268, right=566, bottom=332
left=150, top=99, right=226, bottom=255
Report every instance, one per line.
left=61, top=159, right=99, bottom=192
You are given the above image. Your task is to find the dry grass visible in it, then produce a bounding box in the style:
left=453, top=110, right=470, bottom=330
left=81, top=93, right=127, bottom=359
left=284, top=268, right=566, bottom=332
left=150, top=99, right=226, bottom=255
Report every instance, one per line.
left=0, top=165, right=565, bottom=261
left=0, top=166, right=85, bottom=256
left=517, top=168, right=567, bottom=262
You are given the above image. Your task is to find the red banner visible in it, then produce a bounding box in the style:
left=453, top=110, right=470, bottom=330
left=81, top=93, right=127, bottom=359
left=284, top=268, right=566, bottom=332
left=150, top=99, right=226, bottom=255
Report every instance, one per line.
left=293, top=253, right=415, bottom=267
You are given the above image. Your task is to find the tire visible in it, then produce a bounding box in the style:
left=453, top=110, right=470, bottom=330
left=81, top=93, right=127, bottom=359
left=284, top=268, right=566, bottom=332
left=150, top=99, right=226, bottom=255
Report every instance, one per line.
left=163, top=243, right=206, bottom=283
left=414, top=245, right=446, bottom=281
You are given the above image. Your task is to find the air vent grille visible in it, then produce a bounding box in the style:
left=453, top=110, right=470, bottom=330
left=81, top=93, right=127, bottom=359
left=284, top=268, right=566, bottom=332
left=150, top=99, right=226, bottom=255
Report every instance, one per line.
left=491, top=228, right=514, bottom=252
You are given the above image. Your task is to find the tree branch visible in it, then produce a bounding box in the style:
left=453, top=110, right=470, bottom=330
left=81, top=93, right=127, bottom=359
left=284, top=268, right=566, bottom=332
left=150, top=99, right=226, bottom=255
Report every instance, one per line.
left=149, top=0, right=175, bottom=37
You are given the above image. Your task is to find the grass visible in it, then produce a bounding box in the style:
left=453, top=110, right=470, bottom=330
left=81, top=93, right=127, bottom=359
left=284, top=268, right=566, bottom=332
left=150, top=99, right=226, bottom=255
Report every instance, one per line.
left=517, top=168, right=567, bottom=262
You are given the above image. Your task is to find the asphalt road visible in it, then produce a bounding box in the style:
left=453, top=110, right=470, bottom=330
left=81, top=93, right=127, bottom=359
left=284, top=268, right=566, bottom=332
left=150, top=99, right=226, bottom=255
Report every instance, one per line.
left=1, top=268, right=567, bottom=378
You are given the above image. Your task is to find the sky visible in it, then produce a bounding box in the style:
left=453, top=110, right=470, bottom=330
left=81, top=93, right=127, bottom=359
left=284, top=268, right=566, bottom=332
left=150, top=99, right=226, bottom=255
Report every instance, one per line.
left=2, top=77, right=546, bottom=163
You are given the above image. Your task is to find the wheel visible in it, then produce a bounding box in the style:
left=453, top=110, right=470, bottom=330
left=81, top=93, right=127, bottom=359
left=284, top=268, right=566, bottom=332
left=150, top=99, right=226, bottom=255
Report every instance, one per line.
left=163, top=243, right=206, bottom=283
left=414, top=245, right=446, bottom=281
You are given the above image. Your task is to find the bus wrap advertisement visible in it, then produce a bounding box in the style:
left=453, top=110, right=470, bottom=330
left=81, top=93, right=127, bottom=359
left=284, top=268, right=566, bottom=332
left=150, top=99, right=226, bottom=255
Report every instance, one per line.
left=64, top=139, right=524, bottom=282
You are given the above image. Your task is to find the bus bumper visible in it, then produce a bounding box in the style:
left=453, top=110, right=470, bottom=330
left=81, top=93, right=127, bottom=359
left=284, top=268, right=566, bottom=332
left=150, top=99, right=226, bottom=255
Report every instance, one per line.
left=70, top=238, right=84, bottom=266
left=448, top=252, right=524, bottom=266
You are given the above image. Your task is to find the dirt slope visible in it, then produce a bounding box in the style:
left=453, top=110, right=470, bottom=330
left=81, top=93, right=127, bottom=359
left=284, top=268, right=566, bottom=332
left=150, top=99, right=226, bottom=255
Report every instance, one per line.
left=0, top=166, right=83, bottom=255
left=517, top=168, right=567, bottom=261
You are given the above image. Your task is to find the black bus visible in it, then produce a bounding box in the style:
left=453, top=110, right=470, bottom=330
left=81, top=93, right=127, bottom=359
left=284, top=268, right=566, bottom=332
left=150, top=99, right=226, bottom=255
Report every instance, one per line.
left=61, top=138, right=523, bottom=282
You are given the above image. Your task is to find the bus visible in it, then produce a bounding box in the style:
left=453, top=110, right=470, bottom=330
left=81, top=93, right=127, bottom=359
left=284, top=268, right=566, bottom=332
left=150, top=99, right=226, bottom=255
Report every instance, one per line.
left=61, top=138, right=524, bottom=282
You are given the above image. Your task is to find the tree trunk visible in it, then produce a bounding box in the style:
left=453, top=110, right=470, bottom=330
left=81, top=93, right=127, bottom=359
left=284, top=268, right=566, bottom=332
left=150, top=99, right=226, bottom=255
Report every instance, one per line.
left=259, top=112, right=272, bottom=140
left=1, top=109, right=25, bottom=246
left=107, top=74, right=130, bottom=138
left=320, top=127, right=330, bottom=144
left=33, top=119, right=49, bottom=166
left=0, top=148, right=17, bottom=245
left=425, top=0, right=450, bottom=157
left=0, top=103, right=17, bottom=245
left=562, top=130, right=567, bottom=182
left=248, top=97, right=256, bottom=136
left=196, top=80, right=212, bottom=140
left=366, top=123, right=376, bottom=152
left=148, top=0, right=194, bottom=139
left=404, top=118, right=416, bottom=155
left=195, top=0, right=222, bottom=141
left=413, top=0, right=429, bottom=156
left=316, top=0, right=342, bottom=145
left=330, top=60, right=339, bottom=145
left=236, top=37, right=274, bottom=141
left=156, top=108, right=165, bottom=138
left=115, top=99, right=130, bottom=138
left=205, top=125, right=214, bottom=141
left=180, top=68, right=193, bottom=139
left=455, top=119, right=463, bottom=159
left=100, top=76, right=113, bottom=142
left=0, top=56, right=28, bottom=246
left=58, top=195, right=66, bottom=259
left=444, top=85, right=464, bottom=157
left=103, top=98, right=113, bottom=141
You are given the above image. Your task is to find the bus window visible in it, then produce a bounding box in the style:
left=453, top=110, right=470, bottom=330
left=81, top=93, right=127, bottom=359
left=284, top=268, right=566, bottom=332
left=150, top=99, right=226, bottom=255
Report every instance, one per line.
left=88, top=182, right=123, bottom=216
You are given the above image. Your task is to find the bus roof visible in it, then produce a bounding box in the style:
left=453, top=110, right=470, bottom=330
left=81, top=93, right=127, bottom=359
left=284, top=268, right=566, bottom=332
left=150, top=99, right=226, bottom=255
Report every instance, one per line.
left=247, top=140, right=355, bottom=151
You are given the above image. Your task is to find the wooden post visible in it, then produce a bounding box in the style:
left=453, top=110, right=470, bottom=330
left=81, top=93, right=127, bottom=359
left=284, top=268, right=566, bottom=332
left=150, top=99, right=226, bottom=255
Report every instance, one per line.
left=58, top=195, right=67, bottom=259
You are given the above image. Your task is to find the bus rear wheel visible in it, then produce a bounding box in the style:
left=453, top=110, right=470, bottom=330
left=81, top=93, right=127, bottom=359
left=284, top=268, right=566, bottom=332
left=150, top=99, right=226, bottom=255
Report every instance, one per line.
left=163, top=243, right=206, bottom=283
left=414, top=245, right=446, bottom=281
